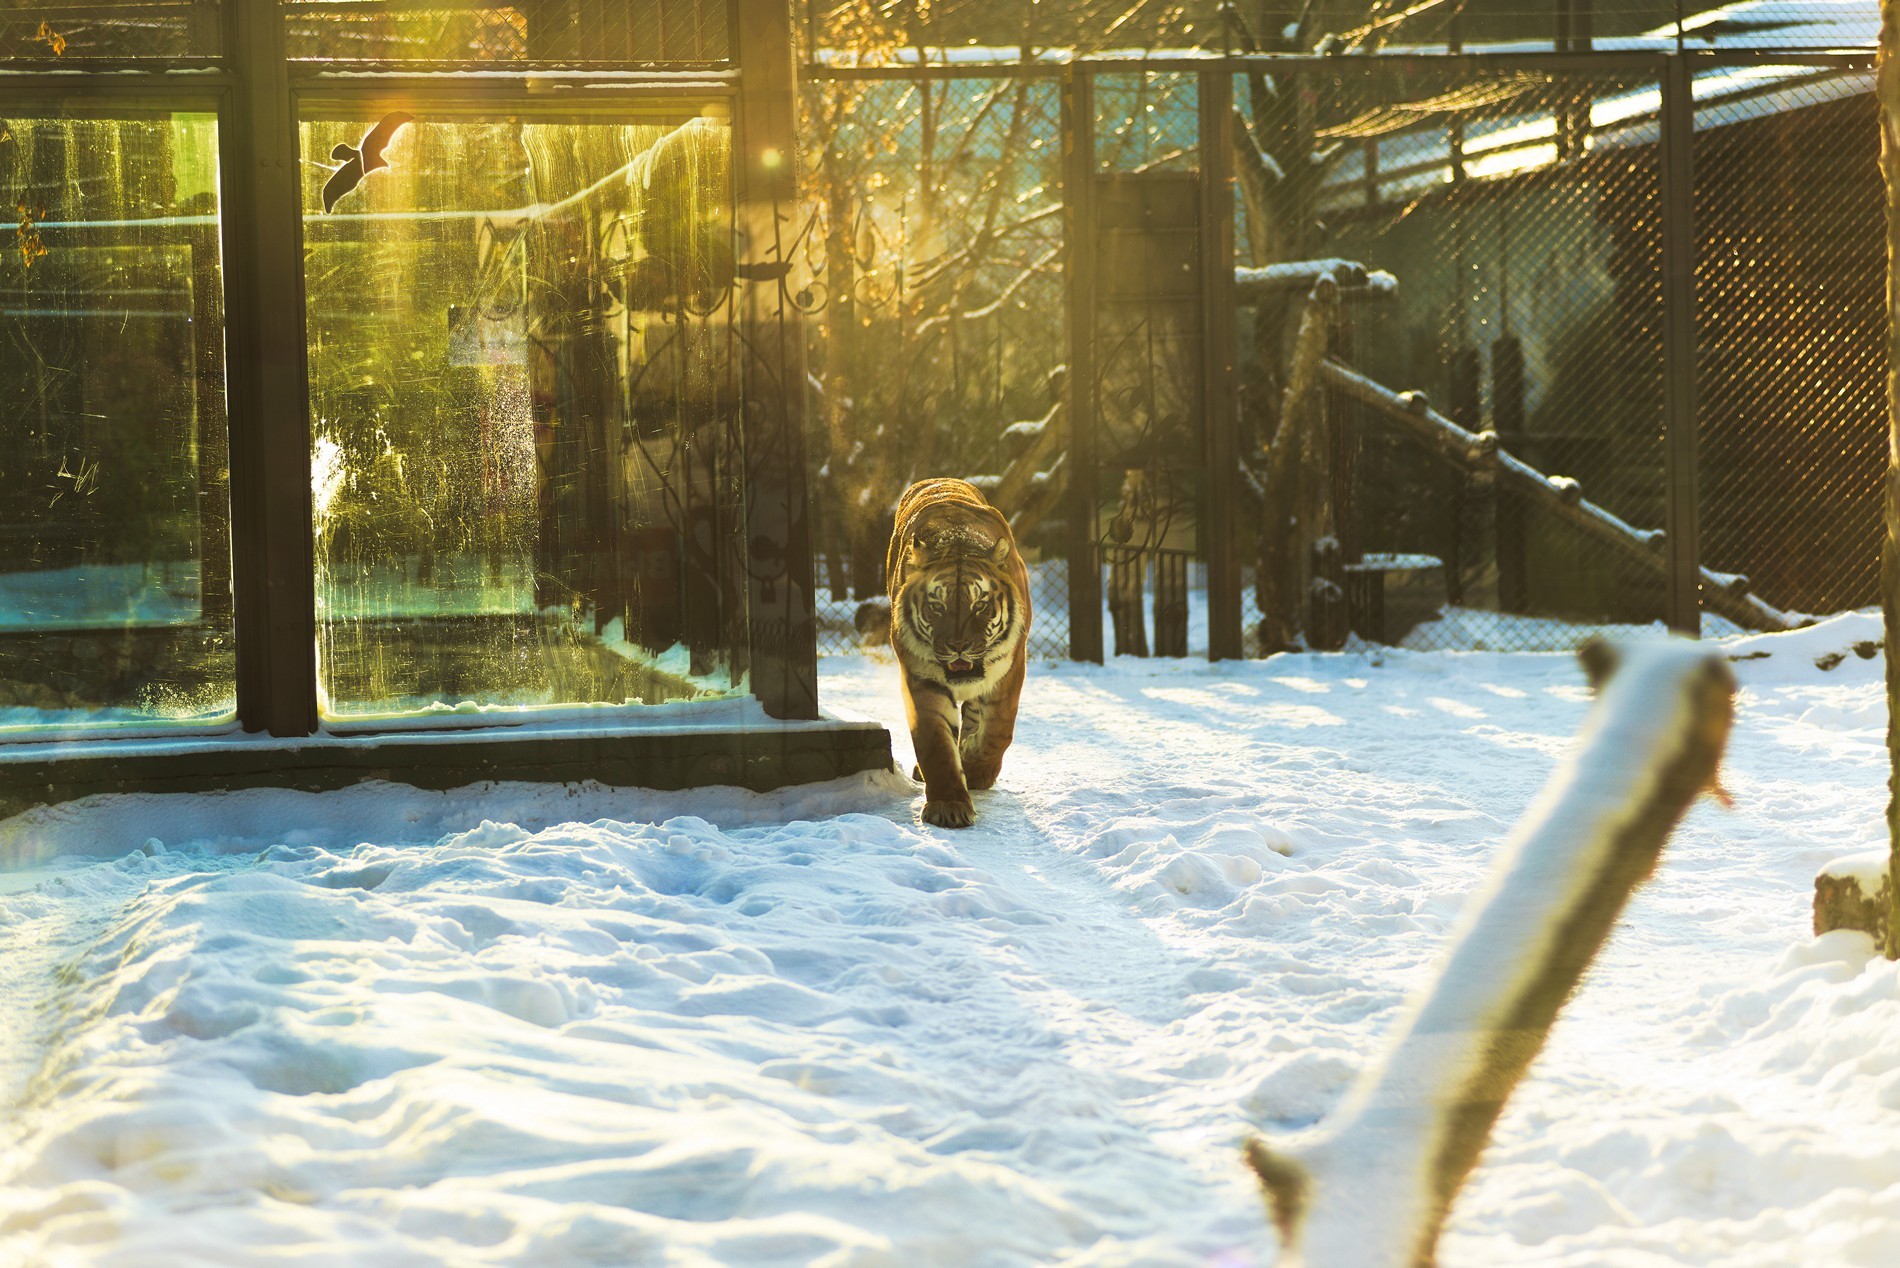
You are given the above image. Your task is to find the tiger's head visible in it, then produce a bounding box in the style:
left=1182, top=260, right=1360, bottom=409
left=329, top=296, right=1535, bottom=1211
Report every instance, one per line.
left=894, top=529, right=1025, bottom=693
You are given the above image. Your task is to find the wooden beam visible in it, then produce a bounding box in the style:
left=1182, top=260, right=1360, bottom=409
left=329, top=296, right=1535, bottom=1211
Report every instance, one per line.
left=0, top=721, right=894, bottom=830
left=1250, top=640, right=1736, bottom=1268
left=987, top=400, right=1066, bottom=515
left=1320, top=359, right=1798, bottom=633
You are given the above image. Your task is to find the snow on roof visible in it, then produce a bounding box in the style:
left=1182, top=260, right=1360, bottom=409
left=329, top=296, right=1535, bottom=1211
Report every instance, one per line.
left=1323, top=3, right=1876, bottom=210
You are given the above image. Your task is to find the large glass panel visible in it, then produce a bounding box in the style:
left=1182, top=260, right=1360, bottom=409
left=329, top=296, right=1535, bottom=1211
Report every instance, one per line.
left=302, top=107, right=746, bottom=723
left=0, top=108, right=233, bottom=735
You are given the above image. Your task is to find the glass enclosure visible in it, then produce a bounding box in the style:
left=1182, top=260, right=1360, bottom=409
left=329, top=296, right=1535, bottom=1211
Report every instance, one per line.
left=301, top=106, right=749, bottom=722
left=0, top=107, right=235, bottom=735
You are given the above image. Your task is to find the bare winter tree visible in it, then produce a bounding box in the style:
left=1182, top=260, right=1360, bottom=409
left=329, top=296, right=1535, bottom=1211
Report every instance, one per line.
left=799, top=2, right=1072, bottom=602
left=796, top=0, right=1482, bottom=640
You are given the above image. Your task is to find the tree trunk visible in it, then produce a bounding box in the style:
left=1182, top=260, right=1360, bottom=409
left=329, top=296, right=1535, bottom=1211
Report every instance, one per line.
left=1882, top=0, right=1900, bottom=957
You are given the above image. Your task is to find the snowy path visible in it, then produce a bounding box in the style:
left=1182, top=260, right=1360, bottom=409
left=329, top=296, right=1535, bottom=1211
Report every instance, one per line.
left=1, top=617, right=1898, bottom=1265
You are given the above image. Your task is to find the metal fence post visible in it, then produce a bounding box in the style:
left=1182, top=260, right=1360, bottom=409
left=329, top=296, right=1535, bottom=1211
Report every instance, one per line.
left=1199, top=68, right=1243, bottom=661
left=1062, top=66, right=1105, bottom=662
left=734, top=0, right=821, bottom=717
left=1661, top=53, right=1701, bottom=635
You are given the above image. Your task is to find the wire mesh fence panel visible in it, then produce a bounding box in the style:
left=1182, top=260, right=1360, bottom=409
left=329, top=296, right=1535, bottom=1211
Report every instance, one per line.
left=1693, top=68, right=1882, bottom=622
left=1087, top=71, right=1218, bottom=661
left=1240, top=64, right=1675, bottom=652
left=799, top=74, right=1070, bottom=656
left=281, top=0, right=728, bottom=67
left=1, top=0, right=221, bottom=60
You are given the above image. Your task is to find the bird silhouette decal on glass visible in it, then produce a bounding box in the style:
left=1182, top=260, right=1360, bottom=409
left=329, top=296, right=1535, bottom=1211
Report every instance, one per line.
left=321, top=112, right=414, bottom=214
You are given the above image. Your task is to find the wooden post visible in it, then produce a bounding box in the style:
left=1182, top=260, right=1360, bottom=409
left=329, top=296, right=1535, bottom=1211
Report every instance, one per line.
left=1308, top=536, right=1346, bottom=651
left=1109, top=546, right=1149, bottom=657
left=1661, top=53, right=1701, bottom=636
left=1153, top=550, right=1189, bottom=657
left=1327, top=312, right=1358, bottom=581
left=1200, top=67, right=1243, bottom=662
left=1879, top=0, right=1900, bottom=957
left=734, top=0, right=819, bottom=718
left=223, top=0, right=317, bottom=735
left=1063, top=67, right=1105, bottom=663
left=1492, top=333, right=1529, bottom=612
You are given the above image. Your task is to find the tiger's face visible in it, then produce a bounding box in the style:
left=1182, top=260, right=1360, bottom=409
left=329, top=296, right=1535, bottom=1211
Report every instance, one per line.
left=895, top=534, right=1023, bottom=695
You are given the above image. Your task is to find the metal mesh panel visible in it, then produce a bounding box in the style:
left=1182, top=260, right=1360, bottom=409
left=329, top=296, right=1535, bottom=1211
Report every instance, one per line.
left=797, top=2, right=1873, bottom=62
left=1095, top=71, right=1200, bottom=173
left=802, top=75, right=1069, bottom=657
left=281, top=0, right=728, bottom=67
left=0, top=0, right=220, bottom=59
left=1249, top=65, right=1671, bottom=651
left=1694, top=68, right=1882, bottom=620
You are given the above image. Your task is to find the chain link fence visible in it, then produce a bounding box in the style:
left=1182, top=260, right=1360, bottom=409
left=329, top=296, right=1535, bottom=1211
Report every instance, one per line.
left=1694, top=68, right=1883, bottom=620
left=800, top=73, right=1072, bottom=658
left=800, top=31, right=1880, bottom=660
left=1293, top=65, right=1676, bottom=651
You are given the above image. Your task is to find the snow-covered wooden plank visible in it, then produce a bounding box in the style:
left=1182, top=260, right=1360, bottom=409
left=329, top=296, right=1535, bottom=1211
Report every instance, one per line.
left=1248, top=639, right=1736, bottom=1268
left=987, top=399, right=1065, bottom=515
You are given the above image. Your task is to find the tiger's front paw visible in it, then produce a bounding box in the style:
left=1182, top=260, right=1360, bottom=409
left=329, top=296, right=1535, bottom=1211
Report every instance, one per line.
left=921, top=797, right=976, bottom=829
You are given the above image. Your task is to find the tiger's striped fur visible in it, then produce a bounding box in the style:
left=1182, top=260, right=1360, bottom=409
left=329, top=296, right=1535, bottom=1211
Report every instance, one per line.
left=885, top=478, right=1031, bottom=829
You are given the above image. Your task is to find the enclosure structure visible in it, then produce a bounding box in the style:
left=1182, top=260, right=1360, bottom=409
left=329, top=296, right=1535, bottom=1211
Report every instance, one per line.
left=0, top=0, right=889, bottom=815
left=798, top=4, right=1882, bottom=659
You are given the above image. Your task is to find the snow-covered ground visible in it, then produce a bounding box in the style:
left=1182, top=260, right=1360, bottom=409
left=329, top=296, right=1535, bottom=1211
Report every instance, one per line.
left=1, top=614, right=1897, bottom=1265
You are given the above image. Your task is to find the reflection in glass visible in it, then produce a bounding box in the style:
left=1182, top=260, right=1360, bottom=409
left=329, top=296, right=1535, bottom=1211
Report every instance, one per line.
left=302, top=110, right=746, bottom=721
left=0, top=111, right=234, bottom=734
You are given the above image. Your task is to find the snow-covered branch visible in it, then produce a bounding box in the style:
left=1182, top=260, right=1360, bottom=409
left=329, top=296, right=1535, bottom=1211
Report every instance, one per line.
left=909, top=244, right=1063, bottom=342
left=1235, top=260, right=1398, bottom=306
left=1249, top=638, right=1737, bottom=1268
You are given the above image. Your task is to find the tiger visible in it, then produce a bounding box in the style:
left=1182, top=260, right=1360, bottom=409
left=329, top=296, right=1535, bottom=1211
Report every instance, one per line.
left=885, top=478, right=1031, bottom=829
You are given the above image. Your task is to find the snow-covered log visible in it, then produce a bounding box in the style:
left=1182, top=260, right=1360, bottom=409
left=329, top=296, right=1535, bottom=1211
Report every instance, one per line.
left=1235, top=259, right=1399, bottom=306
left=988, top=399, right=1065, bottom=514
left=1318, top=358, right=1797, bottom=634
left=1248, top=639, right=1736, bottom=1268
left=1813, top=850, right=1891, bottom=942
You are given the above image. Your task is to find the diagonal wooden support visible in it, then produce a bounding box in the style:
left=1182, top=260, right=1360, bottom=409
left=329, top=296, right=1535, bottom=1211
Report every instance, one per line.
left=1319, top=359, right=1798, bottom=634
left=1248, top=638, right=1736, bottom=1268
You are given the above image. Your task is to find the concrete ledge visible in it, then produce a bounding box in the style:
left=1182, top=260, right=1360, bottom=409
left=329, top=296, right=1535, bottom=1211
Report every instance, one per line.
left=0, top=719, right=895, bottom=820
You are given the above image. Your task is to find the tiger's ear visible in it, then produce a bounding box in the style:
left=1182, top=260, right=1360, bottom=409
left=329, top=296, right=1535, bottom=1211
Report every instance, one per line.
left=908, top=536, right=934, bottom=568
left=990, top=536, right=1011, bottom=565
